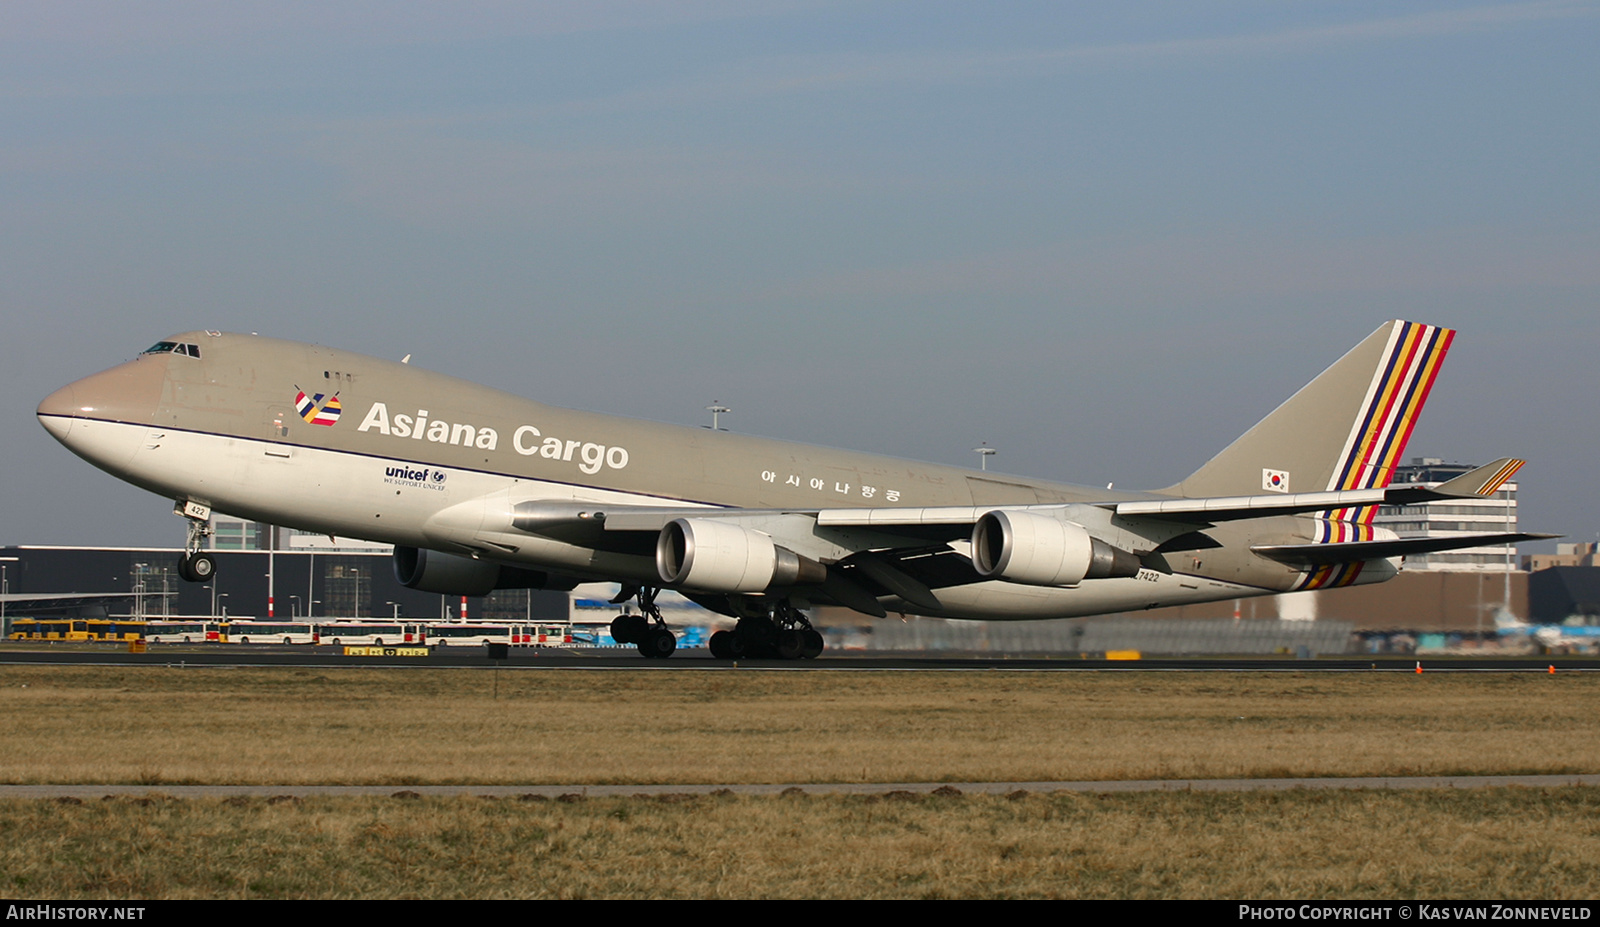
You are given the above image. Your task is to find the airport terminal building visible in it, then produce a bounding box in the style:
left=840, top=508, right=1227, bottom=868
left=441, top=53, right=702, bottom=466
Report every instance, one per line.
left=0, top=544, right=569, bottom=623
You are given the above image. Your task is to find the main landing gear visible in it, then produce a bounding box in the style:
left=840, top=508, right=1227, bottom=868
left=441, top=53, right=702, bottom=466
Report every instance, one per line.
left=708, top=600, right=824, bottom=661
left=173, top=500, right=216, bottom=584
left=609, top=587, right=678, bottom=659
left=608, top=590, right=825, bottom=661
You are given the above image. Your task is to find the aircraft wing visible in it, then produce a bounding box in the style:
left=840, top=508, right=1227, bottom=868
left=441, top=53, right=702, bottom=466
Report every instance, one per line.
left=509, top=456, right=1530, bottom=551
left=501, top=457, right=1538, bottom=616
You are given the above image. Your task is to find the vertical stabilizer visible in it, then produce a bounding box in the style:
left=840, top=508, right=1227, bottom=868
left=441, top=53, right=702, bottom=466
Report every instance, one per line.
left=1166, top=320, right=1454, bottom=501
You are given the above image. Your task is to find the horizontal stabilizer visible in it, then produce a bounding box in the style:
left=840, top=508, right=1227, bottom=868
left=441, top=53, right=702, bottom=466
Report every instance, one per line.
left=1253, top=532, right=1558, bottom=567
left=1386, top=457, right=1525, bottom=503
left=1112, top=489, right=1389, bottom=523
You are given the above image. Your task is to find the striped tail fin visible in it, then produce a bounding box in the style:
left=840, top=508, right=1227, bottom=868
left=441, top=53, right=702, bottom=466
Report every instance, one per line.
left=1167, top=320, right=1455, bottom=505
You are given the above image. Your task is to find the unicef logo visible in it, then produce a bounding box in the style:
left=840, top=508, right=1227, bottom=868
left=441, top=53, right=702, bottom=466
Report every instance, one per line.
left=430, top=470, right=447, bottom=484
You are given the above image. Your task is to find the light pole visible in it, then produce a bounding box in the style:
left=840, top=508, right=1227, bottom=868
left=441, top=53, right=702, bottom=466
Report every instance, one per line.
left=0, top=557, right=17, bottom=623
left=704, top=402, right=731, bottom=431
left=290, top=595, right=302, bottom=619
left=974, top=443, right=996, bottom=471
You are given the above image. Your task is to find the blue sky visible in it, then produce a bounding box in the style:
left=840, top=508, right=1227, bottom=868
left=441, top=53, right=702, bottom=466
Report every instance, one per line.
left=2, top=1, right=1595, bottom=548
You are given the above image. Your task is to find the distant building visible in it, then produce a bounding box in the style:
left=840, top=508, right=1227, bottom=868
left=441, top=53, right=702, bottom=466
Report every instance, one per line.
left=0, top=545, right=568, bottom=623
left=1524, top=542, right=1599, bottom=573
left=1373, top=457, right=1519, bottom=573
left=207, top=515, right=390, bottom=553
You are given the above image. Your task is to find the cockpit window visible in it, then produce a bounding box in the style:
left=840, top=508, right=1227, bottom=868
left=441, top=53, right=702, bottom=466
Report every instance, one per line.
left=141, top=341, right=200, bottom=359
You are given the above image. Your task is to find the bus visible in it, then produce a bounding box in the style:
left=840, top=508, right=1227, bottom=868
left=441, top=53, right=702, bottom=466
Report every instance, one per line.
left=8, top=619, right=147, bottom=641
left=142, top=620, right=226, bottom=643
left=226, top=621, right=319, bottom=644
left=422, top=623, right=576, bottom=646
left=316, top=621, right=422, bottom=646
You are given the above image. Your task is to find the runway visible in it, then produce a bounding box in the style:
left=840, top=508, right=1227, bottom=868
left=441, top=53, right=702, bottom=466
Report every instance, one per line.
left=2, top=642, right=1597, bottom=671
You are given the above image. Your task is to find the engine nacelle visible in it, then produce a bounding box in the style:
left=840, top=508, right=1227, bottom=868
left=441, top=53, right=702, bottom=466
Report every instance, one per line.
left=970, top=510, right=1142, bottom=586
left=656, top=518, right=826, bottom=593
left=393, top=547, right=566, bottom=597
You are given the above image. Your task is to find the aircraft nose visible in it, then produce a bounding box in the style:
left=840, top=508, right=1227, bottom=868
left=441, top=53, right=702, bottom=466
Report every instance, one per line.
left=36, top=382, right=79, bottom=441
left=37, top=358, right=166, bottom=452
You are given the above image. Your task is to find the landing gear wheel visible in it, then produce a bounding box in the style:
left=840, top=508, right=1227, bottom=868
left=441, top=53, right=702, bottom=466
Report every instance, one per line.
left=776, top=629, right=805, bottom=660
left=611, top=614, right=648, bottom=644
left=743, top=600, right=823, bottom=660
left=174, top=502, right=216, bottom=583
left=735, top=615, right=778, bottom=649
left=638, top=627, right=677, bottom=659
left=709, top=629, right=746, bottom=660
left=177, top=552, right=216, bottom=583
left=615, top=588, right=680, bottom=658
left=187, top=553, right=216, bottom=583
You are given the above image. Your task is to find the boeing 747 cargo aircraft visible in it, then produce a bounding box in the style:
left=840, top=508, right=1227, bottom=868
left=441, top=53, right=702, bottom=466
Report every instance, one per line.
left=37, top=321, right=1543, bottom=658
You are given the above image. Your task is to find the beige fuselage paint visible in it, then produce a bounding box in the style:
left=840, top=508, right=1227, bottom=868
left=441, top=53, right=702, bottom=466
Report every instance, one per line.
left=40, top=331, right=1373, bottom=620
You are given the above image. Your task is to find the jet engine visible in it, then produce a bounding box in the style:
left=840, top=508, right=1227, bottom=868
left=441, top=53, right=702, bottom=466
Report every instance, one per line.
left=970, top=510, right=1142, bottom=586
left=656, top=518, right=826, bottom=593
left=393, top=546, right=568, bottom=597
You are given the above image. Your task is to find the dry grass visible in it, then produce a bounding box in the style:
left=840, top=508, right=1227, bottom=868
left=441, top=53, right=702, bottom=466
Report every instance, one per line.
left=3, top=789, right=1598, bottom=899
left=0, top=666, right=1595, bottom=785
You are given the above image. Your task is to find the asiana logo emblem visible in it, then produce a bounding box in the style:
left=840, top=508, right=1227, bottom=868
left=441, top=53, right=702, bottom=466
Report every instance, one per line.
left=294, top=387, right=343, bottom=426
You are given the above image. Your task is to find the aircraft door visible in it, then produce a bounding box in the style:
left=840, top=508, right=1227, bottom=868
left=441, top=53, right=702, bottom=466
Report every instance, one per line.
left=264, top=405, right=294, bottom=458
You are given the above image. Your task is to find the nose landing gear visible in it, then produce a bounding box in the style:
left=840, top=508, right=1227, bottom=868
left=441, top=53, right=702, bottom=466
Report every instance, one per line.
left=174, top=500, right=216, bottom=584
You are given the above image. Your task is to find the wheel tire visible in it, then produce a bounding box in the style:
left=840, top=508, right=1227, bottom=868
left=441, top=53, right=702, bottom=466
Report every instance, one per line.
left=801, top=629, right=825, bottom=659
left=177, top=556, right=197, bottom=583
left=735, top=616, right=778, bottom=648
left=611, top=614, right=644, bottom=644
left=776, top=629, right=805, bottom=660
left=187, top=554, right=216, bottom=582
left=709, top=630, right=733, bottom=659
left=283, top=637, right=292, bottom=645
left=637, top=627, right=677, bottom=659
left=239, top=636, right=251, bottom=644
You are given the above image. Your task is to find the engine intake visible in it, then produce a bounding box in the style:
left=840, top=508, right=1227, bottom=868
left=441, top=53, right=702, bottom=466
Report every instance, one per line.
left=970, top=510, right=1142, bottom=586
left=656, top=518, right=826, bottom=593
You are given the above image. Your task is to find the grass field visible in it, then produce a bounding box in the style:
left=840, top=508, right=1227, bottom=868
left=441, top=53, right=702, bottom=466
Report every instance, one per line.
left=2, top=665, right=1596, bottom=785
left=5, top=789, right=1599, bottom=899
left=3, top=664, right=1597, bottom=898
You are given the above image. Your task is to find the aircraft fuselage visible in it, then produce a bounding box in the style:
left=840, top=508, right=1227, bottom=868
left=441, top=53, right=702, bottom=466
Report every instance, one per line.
left=37, top=330, right=1395, bottom=621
